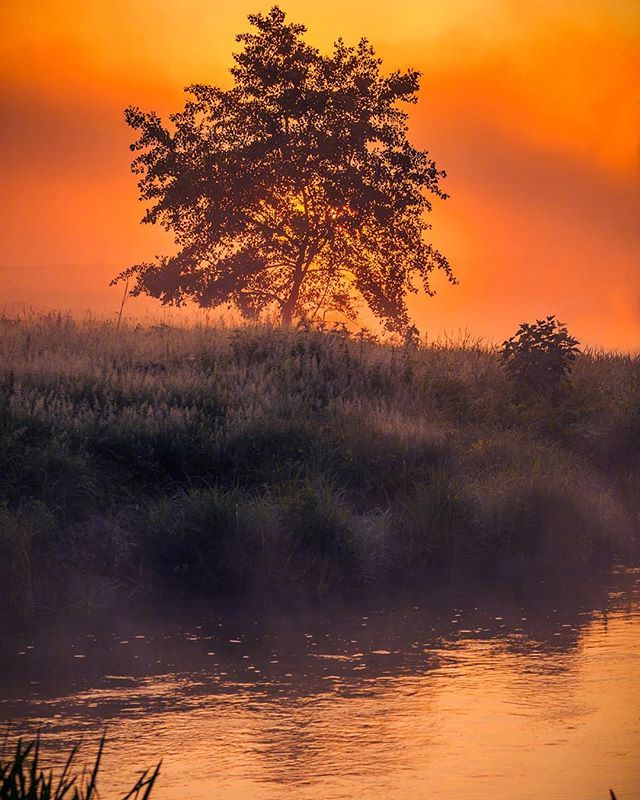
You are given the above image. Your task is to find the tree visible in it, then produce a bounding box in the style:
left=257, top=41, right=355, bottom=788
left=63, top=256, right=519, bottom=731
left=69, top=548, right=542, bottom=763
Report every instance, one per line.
left=114, top=6, right=455, bottom=333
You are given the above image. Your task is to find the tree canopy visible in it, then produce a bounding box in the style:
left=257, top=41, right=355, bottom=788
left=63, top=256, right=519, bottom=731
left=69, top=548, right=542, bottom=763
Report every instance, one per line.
left=115, top=6, right=455, bottom=332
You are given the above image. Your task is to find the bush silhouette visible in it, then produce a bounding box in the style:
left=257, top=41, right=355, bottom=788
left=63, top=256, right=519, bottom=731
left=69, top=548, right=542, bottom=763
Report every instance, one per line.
left=500, top=316, right=580, bottom=400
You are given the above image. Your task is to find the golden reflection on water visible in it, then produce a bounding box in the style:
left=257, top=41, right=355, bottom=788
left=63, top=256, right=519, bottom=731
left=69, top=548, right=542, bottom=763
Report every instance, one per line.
left=1, top=573, right=639, bottom=800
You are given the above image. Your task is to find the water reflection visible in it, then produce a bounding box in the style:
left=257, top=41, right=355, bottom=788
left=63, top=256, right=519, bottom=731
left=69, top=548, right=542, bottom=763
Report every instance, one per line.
left=1, top=570, right=639, bottom=800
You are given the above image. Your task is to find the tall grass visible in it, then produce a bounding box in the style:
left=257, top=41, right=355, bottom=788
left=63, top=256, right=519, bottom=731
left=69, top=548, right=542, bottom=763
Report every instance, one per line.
left=0, top=313, right=638, bottom=612
left=0, top=735, right=159, bottom=800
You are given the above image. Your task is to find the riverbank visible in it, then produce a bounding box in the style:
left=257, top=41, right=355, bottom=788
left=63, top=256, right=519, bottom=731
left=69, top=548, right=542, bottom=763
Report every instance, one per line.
left=0, top=314, right=638, bottom=613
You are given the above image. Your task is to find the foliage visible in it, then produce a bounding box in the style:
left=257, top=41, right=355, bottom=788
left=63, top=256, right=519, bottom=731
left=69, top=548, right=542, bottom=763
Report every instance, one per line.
left=0, top=736, right=159, bottom=800
left=500, top=315, right=580, bottom=399
left=114, top=7, right=454, bottom=332
left=281, top=479, right=357, bottom=580
left=0, top=314, right=638, bottom=612
left=0, top=505, right=36, bottom=615
left=142, top=487, right=252, bottom=591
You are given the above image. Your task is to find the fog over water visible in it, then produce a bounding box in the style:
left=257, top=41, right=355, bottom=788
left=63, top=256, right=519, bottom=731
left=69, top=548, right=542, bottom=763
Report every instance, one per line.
left=2, top=570, right=639, bottom=800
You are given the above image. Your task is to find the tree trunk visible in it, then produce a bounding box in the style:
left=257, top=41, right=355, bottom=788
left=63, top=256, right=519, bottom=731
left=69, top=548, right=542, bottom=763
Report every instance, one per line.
left=280, top=265, right=305, bottom=326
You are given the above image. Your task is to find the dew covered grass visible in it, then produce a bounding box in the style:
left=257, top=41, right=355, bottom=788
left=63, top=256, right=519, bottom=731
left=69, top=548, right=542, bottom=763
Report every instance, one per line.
left=0, top=313, right=638, bottom=613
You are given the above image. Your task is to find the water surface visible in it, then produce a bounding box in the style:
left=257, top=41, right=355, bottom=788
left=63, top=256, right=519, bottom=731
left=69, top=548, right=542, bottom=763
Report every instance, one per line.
left=1, top=571, right=639, bottom=800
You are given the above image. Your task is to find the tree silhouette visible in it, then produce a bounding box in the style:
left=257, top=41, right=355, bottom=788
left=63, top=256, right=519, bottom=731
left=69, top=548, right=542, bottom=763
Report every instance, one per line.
left=114, top=6, right=455, bottom=332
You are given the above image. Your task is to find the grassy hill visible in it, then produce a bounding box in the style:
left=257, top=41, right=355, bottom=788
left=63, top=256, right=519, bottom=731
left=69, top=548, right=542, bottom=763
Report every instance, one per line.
left=1, top=314, right=638, bottom=613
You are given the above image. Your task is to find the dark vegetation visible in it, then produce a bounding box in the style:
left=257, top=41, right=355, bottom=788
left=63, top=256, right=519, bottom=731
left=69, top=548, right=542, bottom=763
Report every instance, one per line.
left=500, top=315, right=581, bottom=402
left=116, top=6, right=454, bottom=331
left=0, top=736, right=159, bottom=800
left=0, top=314, right=639, bottom=614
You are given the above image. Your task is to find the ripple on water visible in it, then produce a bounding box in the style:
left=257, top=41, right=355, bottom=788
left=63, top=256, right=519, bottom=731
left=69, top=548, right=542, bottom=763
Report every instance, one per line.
left=1, top=572, right=639, bottom=800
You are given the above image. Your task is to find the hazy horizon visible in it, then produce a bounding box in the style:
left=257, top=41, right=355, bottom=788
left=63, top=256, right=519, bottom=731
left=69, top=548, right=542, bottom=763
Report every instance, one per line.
left=1, top=260, right=638, bottom=352
left=1, top=0, right=639, bottom=348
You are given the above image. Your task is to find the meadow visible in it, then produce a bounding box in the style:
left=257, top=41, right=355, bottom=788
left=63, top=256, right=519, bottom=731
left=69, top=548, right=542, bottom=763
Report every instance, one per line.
left=0, top=313, right=638, bottom=614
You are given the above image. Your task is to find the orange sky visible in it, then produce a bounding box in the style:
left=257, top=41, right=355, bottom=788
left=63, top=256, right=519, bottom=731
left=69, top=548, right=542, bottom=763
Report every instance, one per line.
left=1, top=0, right=638, bottom=349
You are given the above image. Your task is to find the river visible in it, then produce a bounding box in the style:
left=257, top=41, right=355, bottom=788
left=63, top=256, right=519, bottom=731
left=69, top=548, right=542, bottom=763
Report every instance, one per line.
left=1, top=569, right=639, bottom=800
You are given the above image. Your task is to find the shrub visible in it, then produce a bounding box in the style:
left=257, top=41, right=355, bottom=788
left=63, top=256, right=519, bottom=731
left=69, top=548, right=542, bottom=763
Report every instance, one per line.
left=324, top=410, right=450, bottom=504
left=223, top=418, right=321, bottom=486
left=0, top=505, right=36, bottom=614
left=280, top=479, right=359, bottom=589
left=500, top=315, right=580, bottom=400
left=391, top=467, right=463, bottom=568
left=461, top=436, right=636, bottom=568
left=142, top=488, right=240, bottom=590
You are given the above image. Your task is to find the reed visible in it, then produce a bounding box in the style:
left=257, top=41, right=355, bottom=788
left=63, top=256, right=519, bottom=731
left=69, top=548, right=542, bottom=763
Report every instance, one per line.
left=0, top=735, right=159, bottom=800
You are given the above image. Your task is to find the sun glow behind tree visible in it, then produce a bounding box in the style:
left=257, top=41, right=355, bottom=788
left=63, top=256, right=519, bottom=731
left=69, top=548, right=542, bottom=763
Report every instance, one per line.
left=115, top=7, right=455, bottom=333
left=2, top=0, right=638, bottom=349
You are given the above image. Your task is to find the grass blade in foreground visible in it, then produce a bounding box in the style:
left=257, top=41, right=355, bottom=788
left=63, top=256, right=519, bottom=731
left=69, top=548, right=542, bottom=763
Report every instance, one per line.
left=0, top=736, right=160, bottom=800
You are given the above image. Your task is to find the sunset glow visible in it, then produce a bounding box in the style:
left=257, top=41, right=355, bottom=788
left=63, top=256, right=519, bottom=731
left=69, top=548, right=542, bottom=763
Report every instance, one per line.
left=1, top=0, right=638, bottom=348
